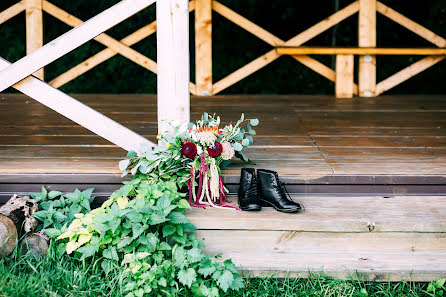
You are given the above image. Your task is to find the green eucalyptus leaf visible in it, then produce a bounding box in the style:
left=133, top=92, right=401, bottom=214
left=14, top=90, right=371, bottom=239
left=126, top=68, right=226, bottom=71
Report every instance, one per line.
left=126, top=150, right=138, bottom=159
left=250, top=118, right=259, bottom=126
left=232, top=142, right=243, bottom=152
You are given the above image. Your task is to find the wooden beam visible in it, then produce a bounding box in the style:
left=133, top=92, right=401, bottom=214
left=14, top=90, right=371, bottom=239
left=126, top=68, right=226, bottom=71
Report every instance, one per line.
left=195, top=0, right=213, bottom=95
left=376, top=2, right=446, bottom=48
left=0, top=1, right=25, bottom=25
left=0, top=57, right=154, bottom=152
left=375, top=56, right=445, bottom=95
left=277, top=47, right=446, bottom=56
left=358, top=0, right=376, bottom=97
left=212, top=1, right=282, bottom=47
left=49, top=21, right=157, bottom=88
left=25, top=0, right=44, bottom=80
left=42, top=1, right=157, bottom=74
left=0, top=0, right=156, bottom=92
left=156, top=0, right=190, bottom=134
left=335, top=55, right=354, bottom=98
left=212, top=1, right=359, bottom=94
left=47, top=1, right=197, bottom=94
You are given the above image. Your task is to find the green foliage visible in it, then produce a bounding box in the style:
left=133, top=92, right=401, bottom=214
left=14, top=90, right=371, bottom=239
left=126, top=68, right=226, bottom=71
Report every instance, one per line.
left=30, top=187, right=95, bottom=238
left=427, top=278, right=446, bottom=296
left=57, top=179, right=243, bottom=296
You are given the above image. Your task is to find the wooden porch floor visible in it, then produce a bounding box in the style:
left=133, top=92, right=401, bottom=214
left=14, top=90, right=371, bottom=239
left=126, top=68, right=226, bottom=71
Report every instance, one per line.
left=0, top=94, right=446, bottom=177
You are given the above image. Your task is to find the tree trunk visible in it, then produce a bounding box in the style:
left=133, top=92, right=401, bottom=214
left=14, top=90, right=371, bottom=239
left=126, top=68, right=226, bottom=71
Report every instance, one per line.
left=0, top=214, right=17, bottom=257
left=0, top=194, right=38, bottom=257
left=20, top=233, right=49, bottom=257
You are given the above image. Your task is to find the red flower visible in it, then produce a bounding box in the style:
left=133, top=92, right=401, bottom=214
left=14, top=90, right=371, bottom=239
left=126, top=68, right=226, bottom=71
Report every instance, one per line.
left=207, top=142, right=223, bottom=157
left=181, top=142, right=197, bottom=159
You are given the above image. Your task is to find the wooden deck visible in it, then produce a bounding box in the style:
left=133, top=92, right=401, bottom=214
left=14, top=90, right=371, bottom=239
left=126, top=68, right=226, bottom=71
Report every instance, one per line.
left=1, top=94, right=446, bottom=281
left=0, top=94, right=446, bottom=176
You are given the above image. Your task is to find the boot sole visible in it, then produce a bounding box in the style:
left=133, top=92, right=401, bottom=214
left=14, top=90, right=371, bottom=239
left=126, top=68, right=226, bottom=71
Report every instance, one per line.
left=258, top=198, right=301, bottom=213
left=240, top=205, right=262, bottom=211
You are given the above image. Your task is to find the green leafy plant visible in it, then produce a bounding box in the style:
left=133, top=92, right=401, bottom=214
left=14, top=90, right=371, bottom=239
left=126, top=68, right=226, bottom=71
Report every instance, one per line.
left=30, top=187, right=95, bottom=239
left=427, top=279, right=446, bottom=296
left=57, top=178, right=243, bottom=296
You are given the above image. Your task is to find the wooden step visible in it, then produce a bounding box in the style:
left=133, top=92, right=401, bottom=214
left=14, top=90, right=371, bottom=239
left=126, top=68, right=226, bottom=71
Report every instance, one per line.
left=186, top=196, right=446, bottom=281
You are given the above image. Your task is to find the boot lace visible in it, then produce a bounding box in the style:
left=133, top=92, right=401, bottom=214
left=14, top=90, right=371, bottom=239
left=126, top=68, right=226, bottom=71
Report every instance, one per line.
left=246, top=175, right=258, bottom=197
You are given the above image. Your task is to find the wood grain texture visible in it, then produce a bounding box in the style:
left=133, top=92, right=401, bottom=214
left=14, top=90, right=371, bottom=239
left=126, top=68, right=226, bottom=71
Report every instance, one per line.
left=25, top=0, right=43, bottom=79
left=0, top=1, right=25, bottom=26
left=358, top=0, right=376, bottom=97
left=195, top=0, right=213, bottom=95
left=335, top=55, right=354, bottom=98
left=278, top=47, right=446, bottom=56
left=0, top=94, right=446, bottom=175
left=0, top=0, right=156, bottom=92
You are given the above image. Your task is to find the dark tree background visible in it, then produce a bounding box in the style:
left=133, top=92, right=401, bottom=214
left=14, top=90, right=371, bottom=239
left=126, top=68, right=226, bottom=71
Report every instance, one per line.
left=0, top=0, right=445, bottom=94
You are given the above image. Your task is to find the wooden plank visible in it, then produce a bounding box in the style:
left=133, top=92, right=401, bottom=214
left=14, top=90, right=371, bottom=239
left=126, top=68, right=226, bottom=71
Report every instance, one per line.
left=213, top=252, right=446, bottom=281
left=335, top=55, right=354, bottom=98
left=212, top=1, right=359, bottom=94
left=0, top=0, right=156, bottom=92
left=0, top=57, right=154, bottom=152
left=0, top=1, right=25, bottom=25
left=212, top=1, right=282, bottom=47
left=195, top=0, right=213, bottom=95
left=376, top=56, right=445, bottom=95
left=156, top=0, right=191, bottom=134
left=48, top=1, right=196, bottom=90
left=187, top=196, right=446, bottom=232
left=358, top=0, right=376, bottom=97
left=286, top=1, right=360, bottom=46
left=211, top=1, right=357, bottom=92
left=313, top=135, right=446, bottom=148
left=376, top=2, right=446, bottom=48
left=277, top=47, right=446, bottom=56
left=42, top=1, right=157, bottom=74
left=25, top=0, right=44, bottom=79
left=198, top=230, right=446, bottom=254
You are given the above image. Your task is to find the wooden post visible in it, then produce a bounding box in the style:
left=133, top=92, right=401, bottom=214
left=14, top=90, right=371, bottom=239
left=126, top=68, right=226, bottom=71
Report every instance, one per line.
left=335, top=55, right=354, bottom=98
left=156, top=0, right=191, bottom=134
left=358, top=0, right=376, bottom=97
left=195, top=0, right=212, bottom=96
left=25, top=0, right=44, bottom=80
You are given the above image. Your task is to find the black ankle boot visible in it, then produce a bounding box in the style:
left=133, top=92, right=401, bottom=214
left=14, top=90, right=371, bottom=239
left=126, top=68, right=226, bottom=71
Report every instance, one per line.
left=257, top=169, right=302, bottom=213
left=238, top=168, right=262, bottom=211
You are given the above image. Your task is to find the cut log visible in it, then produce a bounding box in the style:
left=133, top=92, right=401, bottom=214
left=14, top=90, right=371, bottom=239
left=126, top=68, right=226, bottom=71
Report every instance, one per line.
left=0, top=194, right=38, bottom=235
left=20, top=233, right=49, bottom=257
left=0, top=215, right=17, bottom=257
left=0, top=194, right=38, bottom=257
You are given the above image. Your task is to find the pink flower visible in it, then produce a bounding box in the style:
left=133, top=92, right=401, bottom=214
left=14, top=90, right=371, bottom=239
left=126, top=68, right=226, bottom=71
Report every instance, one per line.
left=207, top=142, right=223, bottom=157
left=221, top=141, right=235, bottom=160
left=181, top=142, right=197, bottom=159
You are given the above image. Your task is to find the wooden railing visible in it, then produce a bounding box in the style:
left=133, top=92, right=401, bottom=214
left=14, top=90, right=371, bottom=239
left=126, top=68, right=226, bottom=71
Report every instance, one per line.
left=0, top=0, right=195, bottom=152
left=1, top=0, right=445, bottom=98
left=0, top=0, right=197, bottom=95
left=194, top=0, right=446, bottom=97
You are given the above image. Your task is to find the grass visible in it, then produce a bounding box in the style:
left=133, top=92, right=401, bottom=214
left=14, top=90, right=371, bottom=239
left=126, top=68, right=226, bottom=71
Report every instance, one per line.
left=0, top=249, right=438, bottom=297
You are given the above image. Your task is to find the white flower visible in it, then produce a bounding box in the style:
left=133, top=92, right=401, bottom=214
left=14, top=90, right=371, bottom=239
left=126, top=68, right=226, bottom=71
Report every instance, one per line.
left=197, top=145, right=203, bottom=155
left=197, top=132, right=216, bottom=146
left=221, top=141, right=235, bottom=160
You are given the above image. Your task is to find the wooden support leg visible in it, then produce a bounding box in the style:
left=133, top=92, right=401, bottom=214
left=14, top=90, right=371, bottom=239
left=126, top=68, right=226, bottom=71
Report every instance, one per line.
left=156, top=0, right=191, bottom=134
left=335, top=55, right=354, bottom=98
left=25, top=0, right=44, bottom=80
left=358, top=0, right=376, bottom=97
left=195, top=0, right=212, bottom=96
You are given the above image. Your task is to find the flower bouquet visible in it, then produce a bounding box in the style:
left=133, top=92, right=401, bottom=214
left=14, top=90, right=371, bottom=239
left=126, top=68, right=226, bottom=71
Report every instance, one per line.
left=119, top=113, right=259, bottom=210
